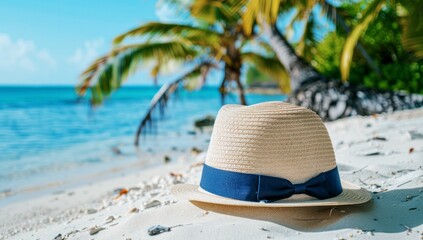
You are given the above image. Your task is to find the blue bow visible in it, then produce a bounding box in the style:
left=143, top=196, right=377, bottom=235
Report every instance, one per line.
left=200, top=164, right=342, bottom=203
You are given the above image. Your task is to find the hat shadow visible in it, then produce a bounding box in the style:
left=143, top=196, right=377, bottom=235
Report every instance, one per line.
left=191, top=187, right=423, bottom=233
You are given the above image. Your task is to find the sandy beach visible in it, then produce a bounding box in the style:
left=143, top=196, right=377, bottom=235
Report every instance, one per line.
left=1, top=108, right=422, bottom=240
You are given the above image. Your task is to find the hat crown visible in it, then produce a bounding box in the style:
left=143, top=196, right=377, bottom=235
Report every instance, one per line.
left=205, top=101, right=336, bottom=184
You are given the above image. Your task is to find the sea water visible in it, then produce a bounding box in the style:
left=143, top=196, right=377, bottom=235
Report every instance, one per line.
left=0, top=86, right=285, bottom=199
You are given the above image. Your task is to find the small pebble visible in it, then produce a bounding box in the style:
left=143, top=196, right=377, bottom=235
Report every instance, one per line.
left=89, top=226, right=105, bottom=235
left=86, top=209, right=97, bottom=214
left=148, top=225, right=171, bottom=236
left=129, top=207, right=139, bottom=213
left=144, top=200, right=161, bottom=209
left=53, top=233, right=63, bottom=240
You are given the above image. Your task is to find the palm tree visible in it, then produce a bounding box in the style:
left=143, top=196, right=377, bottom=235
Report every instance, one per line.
left=242, top=0, right=422, bottom=120
left=76, top=0, right=287, bottom=145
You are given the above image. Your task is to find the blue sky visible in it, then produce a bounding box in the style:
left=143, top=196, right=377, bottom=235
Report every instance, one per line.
left=0, top=0, right=160, bottom=86
left=0, top=1, right=333, bottom=86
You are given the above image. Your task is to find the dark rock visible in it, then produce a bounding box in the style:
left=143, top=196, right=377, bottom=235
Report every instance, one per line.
left=194, top=115, right=215, bottom=129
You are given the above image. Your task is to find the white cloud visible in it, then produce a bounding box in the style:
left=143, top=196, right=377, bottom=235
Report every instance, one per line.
left=37, top=49, right=56, bottom=66
left=68, top=39, right=104, bottom=68
left=0, top=33, right=56, bottom=71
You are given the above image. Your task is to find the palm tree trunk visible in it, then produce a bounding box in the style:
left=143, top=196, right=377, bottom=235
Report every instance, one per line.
left=261, top=21, right=322, bottom=92
left=224, top=64, right=247, bottom=105
left=226, top=41, right=247, bottom=105
left=134, top=64, right=206, bottom=146
left=259, top=16, right=422, bottom=121
left=234, top=73, right=247, bottom=105
left=219, top=76, right=227, bottom=105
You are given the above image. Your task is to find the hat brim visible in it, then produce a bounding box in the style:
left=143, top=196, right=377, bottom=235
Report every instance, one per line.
left=171, top=180, right=372, bottom=207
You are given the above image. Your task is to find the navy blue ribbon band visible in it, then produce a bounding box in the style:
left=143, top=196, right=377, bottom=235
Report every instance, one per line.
left=200, top=164, right=343, bottom=203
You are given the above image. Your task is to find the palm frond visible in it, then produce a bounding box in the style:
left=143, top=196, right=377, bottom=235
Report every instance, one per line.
left=190, top=0, right=240, bottom=26
left=319, top=1, right=342, bottom=29
left=398, top=1, right=423, bottom=59
left=240, top=39, right=275, bottom=55
left=285, top=9, right=302, bottom=40
left=150, top=60, right=161, bottom=85
left=183, top=62, right=215, bottom=90
left=320, top=1, right=382, bottom=77
left=257, top=41, right=278, bottom=54
left=340, top=0, right=385, bottom=81
left=316, top=2, right=344, bottom=27
left=241, top=52, right=291, bottom=93
left=76, top=55, right=109, bottom=96
left=76, top=42, right=199, bottom=104
left=113, top=22, right=222, bottom=46
left=134, top=63, right=214, bottom=145
left=243, top=0, right=282, bottom=36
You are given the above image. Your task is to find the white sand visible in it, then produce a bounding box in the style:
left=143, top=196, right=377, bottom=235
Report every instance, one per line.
left=1, top=108, right=422, bottom=240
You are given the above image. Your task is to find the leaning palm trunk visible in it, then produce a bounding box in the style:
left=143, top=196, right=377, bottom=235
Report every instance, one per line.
left=134, top=79, right=180, bottom=146
left=134, top=64, right=208, bottom=146
left=261, top=22, right=321, bottom=92
left=134, top=62, right=248, bottom=145
left=261, top=22, right=423, bottom=120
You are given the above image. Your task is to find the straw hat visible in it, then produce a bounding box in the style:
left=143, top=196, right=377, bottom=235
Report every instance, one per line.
left=172, top=102, right=372, bottom=207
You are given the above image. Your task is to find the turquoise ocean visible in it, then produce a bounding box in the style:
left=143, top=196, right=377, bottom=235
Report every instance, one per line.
left=0, top=86, right=285, bottom=201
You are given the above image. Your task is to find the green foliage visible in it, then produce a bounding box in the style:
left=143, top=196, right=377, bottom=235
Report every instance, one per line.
left=245, top=66, right=290, bottom=93
left=398, top=0, right=423, bottom=59
left=242, top=52, right=290, bottom=93
left=78, top=42, right=198, bottom=104
left=314, top=3, right=423, bottom=94
left=242, top=0, right=281, bottom=35
left=77, top=0, right=289, bottom=105
left=114, top=22, right=222, bottom=47
left=313, top=32, right=344, bottom=79
left=340, top=0, right=384, bottom=81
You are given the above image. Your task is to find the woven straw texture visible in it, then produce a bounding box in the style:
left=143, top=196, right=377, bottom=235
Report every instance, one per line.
left=173, top=101, right=372, bottom=206
left=206, top=101, right=336, bottom=183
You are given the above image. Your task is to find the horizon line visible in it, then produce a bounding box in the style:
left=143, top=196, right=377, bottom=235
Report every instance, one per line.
left=0, top=84, right=220, bottom=88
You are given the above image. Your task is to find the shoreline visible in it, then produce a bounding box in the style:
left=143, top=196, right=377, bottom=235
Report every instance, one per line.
left=1, top=108, right=423, bottom=239
left=0, top=149, right=187, bottom=207
left=0, top=129, right=213, bottom=207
